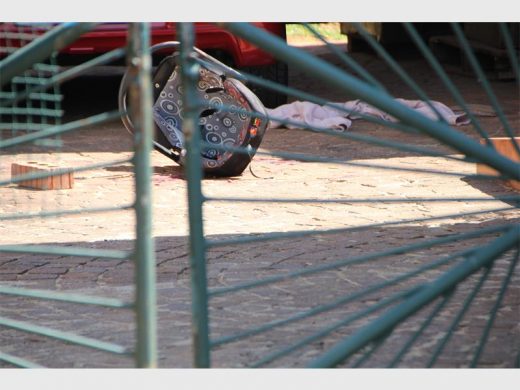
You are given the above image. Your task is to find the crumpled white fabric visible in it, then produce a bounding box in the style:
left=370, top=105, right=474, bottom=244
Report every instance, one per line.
left=266, top=99, right=470, bottom=130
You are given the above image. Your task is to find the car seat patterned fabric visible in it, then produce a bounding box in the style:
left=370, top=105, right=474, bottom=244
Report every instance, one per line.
left=153, top=65, right=255, bottom=170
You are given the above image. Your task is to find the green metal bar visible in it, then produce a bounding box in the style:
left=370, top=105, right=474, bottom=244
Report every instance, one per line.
left=0, top=23, right=96, bottom=88
left=0, top=316, right=130, bottom=354
left=267, top=113, right=464, bottom=162
left=206, top=206, right=515, bottom=249
left=0, top=91, right=62, bottom=101
left=303, top=23, right=387, bottom=92
left=33, top=63, right=61, bottom=72
left=197, top=100, right=470, bottom=165
left=209, top=224, right=510, bottom=298
left=29, top=22, right=53, bottom=133
left=205, top=196, right=520, bottom=204
left=194, top=54, right=504, bottom=171
left=0, top=123, right=56, bottom=131
left=450, top=23, right=520, bottom=159
left=127, top=22, right=158, bottom=369
left=221, top=23, right=520, bottom=180
left=250, top=286, right=423, bottom=367
left=388, top=292, right=454, bottom=367
left=180, top=22, right=211, bottom=368
left=17, top=26, right=36, bottom=134
left=307, top=226, right=519, bottom=367
left=0, top=351, right=45, bottom=368
left=0, top=107, right=63, bottom=116
left=470, top=247, right=519, bottom=367
left=12, top=76, right=48, bottom=84
left=0, top=285, right=131, bottom=308
left=402, top=23, right=494, bottom=145
left=1, top=26, right=18, bottom=137
left=195, top=97, right=514, bottom=176
left=1, top=157, right=132, bottom=188
left=352, top=337, right=387, bottom=368
left=20, top=66, right=35, bottom=134
left=0, top=204, right=135, bottom=221
left=211, top=245, right=478, bottom=347
left=499, top=23, right=520, bottom=86
left=0, top=244, right=130, bottom=259
left=427, top=265, right=494, bottom=367
left=0, top=110, right=122, bottom=150
left=49, top=50, right=62, bottom=137
left=0, top=32, right=41, bottom=40
left=199, top=139, right=501, bottom=180
left=1, top=48, right=126, bottom=108
left=194, top=56, right=439, bottom=138
left=352, top=22, right=449, bottom=125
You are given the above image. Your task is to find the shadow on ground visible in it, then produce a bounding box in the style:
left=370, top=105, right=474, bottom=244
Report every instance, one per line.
left=1, top=220, right=518, bottom=368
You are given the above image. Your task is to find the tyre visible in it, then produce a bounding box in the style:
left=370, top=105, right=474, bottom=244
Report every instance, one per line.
left=239, top=61, right=288, bottom=108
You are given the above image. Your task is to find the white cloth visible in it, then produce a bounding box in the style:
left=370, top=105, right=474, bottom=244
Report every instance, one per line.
left=266, top=99, right=470, bottom=130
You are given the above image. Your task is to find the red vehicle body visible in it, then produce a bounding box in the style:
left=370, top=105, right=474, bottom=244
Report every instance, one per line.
left=61, top=22, right=285, bottom=68
left=0, top=22, right=288, bottom=107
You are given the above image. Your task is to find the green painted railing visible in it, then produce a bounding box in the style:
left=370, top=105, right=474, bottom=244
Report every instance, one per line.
left=0, top=22, right=157, bottom=368
left=181, top=22, right=519, bottom=368
left=1, top=21, right=518, bottom=369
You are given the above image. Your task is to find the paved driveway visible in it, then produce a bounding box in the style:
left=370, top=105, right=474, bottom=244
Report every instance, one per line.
left=0, top=45, right=518, bottom=367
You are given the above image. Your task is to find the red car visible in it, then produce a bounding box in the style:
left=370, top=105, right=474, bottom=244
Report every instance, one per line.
left=1, top=22, right=288, bottom=107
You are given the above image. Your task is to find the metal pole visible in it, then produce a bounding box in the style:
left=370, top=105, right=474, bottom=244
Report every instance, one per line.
left=179, top=22, right=211, bottom=368
left=0, top=23, right=96, bottom=88
left=128, top=22, right=158, bottom=368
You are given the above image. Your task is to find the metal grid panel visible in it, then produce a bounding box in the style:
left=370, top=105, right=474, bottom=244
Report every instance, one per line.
left=0, top=22, right=157, bottom=367
left=180, top=22, right=519, bottom=367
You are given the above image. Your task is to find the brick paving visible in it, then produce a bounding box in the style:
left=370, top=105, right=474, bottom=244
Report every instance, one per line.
left=0, top=46, right=519, bottom=368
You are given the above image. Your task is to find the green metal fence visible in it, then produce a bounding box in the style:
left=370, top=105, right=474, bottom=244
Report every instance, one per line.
left=0, top=21, right=518, bottom=369
left=0, top=23, right=157, bottom=367
left=180, top=22, right=519, bottom=367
